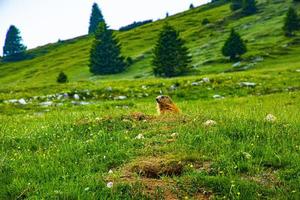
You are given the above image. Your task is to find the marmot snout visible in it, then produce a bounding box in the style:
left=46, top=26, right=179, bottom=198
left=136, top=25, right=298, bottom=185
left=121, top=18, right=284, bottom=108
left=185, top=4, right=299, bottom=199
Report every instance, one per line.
left=156, top=95, right=180, bottom=115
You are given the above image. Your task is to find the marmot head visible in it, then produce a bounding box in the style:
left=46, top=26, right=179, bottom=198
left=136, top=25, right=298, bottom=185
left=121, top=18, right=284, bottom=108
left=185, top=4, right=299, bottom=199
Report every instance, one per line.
left=156, top=95, right=180, bottom=114
left=156, top=95, right=173, bottom=105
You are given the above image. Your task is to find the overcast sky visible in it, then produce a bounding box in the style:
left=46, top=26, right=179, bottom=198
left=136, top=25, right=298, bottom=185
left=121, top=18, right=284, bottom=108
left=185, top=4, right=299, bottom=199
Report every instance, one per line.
left=0, top=0, right=209, bottom=55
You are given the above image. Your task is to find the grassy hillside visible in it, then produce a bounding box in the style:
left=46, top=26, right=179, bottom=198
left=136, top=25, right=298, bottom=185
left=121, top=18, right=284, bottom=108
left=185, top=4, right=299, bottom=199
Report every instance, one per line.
left=1, top=0, right=300, bottom=199
left=0, top=0, right=299, bottom=89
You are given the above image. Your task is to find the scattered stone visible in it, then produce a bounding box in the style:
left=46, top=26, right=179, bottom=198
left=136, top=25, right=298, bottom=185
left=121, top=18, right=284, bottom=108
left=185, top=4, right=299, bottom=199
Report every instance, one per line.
left=203, top=120, right=217, bottom=127
left=265, top=114, right=277, bottom=123
left=191, top=82, right=200, bottom=86
left=240, top=82, right=257, bottom=87
left=253, top=56, right=264, bottom=62
left=18, top=99, right=27, bottom=105
left=106, top=87, right=113, bottom=92
left=135, top=134, right=144, bottom=139
left=171, top=133, right=179, bottom=138
left=202, top=77, right=210, bottom=83
left=39, top=101, right=53, bottom=107
left=106, top=182, right=113, bottom=188
left=232, top=61, right=241, bottom=68
left=63, top=93, right=69, bottom=99
left=213, top=94, right=224, bottom=99
left=114, top=96, right=127, bottom=100
left=7, top=99, right=18, bottom=103
left=73, top=94, right=80, bottom=100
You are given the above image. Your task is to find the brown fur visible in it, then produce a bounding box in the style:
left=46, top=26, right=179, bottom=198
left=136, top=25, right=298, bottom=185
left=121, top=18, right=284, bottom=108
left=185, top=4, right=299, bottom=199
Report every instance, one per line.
left=156, top=95, right=180, bottom=115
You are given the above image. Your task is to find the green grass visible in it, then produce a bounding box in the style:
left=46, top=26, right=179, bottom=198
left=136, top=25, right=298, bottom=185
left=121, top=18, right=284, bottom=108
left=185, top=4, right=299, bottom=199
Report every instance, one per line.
left=1, top=0, right=300, bottom=199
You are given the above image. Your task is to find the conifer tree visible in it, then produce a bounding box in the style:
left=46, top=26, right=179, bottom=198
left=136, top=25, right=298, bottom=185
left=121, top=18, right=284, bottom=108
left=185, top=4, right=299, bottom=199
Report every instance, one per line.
left=90, top=22, right=126, bottom=75
left=152, top=23, right=191, bottom=77
left=242, top=0, right=257, bottom=15
left=57, top=72, right=68, bottom=83
left=88, top=3, right=104, bottom=34
left=283, top=7, right=300, bottom=36
left=3, top=25, right=27, bottom=61
left=190, top=4, right=194, bottom=9
left=222, top=29, right=246, bottom=60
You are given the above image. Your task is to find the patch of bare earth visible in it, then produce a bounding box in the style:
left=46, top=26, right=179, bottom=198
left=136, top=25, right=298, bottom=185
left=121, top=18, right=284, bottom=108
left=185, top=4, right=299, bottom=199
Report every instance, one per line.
left=107, top=157, right=213, bottom=199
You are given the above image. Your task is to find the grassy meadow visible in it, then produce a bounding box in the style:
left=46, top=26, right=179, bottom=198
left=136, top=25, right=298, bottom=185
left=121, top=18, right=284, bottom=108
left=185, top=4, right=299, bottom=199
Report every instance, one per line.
left=1, top=0, right=300, bottom=199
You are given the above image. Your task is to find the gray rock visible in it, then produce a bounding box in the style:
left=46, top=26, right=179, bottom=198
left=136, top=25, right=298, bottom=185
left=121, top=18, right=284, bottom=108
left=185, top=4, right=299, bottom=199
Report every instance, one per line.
left=114, top=96, right=127, bottom=100
left=18, top=99, right=27, bottom=105
left=213, top=95, right=224, bottom=99
left=40, top=101, right=53, bottom=107
left=232, top=62, right=241, bottom=67
left=202, top=77, right=210, bottom=83
left=191, top=82, right=200, bottom=86
left=253, top=56, right=264, bottom=62
left=240, top=82, right=256, bottom=87
left=73, top=94, right=80, bottom=100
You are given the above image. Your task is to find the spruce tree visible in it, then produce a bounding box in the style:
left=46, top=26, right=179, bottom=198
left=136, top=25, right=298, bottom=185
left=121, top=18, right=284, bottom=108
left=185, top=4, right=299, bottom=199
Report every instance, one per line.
left=222, top=29, right=247, bottom=60
left=152, top=23, right=191, bottom=77
left=88, top=3, right=104, bottom=34
left=283, top=7, right=300, bottom=37
left=3, top=25, right=27, bottom=61
left=190, top=4, right=194, bottom=9
left=57, top=72, right=68, bottom=83
left=242, top=0, right=257, bottom=15
left=90, top=22, right=126, bottom=75
left=231, top=0, right=243, bottom=11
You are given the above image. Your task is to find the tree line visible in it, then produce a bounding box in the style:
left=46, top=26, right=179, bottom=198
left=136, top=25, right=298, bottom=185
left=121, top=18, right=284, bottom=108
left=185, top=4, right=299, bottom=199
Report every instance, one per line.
left=2, top=0, right=300, bottom=81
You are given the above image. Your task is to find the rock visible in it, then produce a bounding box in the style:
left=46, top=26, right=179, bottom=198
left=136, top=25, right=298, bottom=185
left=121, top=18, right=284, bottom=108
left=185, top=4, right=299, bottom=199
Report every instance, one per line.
left=265, top=114, right=277, bottom=122
left=18, top=99, right=27, bottom=105
left=232, top=62, right=241, bottom=68
left=240, top=82, right=256, bottom=87
left=7, top=99, right=18, bottom=103
left=213, top=95, right=224, bottom=99
left=63, top=93, right=69, bottom=99
left=202, top=77, right=210, bottom=83
left=171, top=133, right=179, bottom=137
left=57, top=94, right=63, bottom=100
left=114, top=96, right=127, bottom=100
left=73, top=94, right=80, bottom=100
left=170, top=85, right=177, bottom=90
left=253, top=56, right=264, bottom=62
left=106, top=87, right=113, bottom=92
left=203, top=120, right=217, bottom=127
left=191, top=82, right=200, bottom=86
left=79, top=101, right=90, bottom=105
left=40, top=101, right=53, bottom=107
left=108, top=169, right=113, bottom=174
left=106, top=182, right=113, bottom=188
left=135, top=134, right=144, bottom=139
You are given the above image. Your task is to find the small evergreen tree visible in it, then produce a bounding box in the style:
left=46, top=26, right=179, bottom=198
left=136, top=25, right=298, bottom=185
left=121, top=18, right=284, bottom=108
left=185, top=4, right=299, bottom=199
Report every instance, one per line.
left=152, top=23, right=191, bottom=77
left=190, top=4, right=194, bottom=9
left=88, top=3, right=104, bottom=34
left=57, top=72, right=68, bottom=83
left=90, top=22, right=126, bottom=75
left=242, top=0, right=257, bottom=15
left=283, top=7, right=300, bottom=36
left=222, top=29, right=247, bottom=60
left=231, top=0, right=243, bottom=11
left=3, top=25, right=27, bottom=61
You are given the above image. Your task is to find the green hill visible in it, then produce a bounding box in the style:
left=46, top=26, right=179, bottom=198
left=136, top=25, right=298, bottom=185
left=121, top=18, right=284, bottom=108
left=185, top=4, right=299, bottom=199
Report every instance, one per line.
left=0, top=0, right=299, bottom=89
left=1, top=1, right=300, bottom=199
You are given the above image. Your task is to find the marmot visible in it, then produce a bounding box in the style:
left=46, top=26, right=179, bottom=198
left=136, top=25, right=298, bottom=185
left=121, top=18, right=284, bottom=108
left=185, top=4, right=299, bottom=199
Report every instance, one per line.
left=156, top=95, right=180, bottom=115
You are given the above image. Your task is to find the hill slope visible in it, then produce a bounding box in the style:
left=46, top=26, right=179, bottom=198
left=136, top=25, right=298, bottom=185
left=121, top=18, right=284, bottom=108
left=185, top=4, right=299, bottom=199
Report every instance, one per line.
left=0, top=0, right=299, bottom=88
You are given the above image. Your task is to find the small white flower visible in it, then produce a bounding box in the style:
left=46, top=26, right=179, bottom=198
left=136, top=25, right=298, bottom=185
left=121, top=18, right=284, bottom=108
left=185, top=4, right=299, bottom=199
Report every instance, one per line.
left=107, top=182, right=113, bottom=188
left=135, top=134, right=144, bottom=139
left=265, top=114, right=277, bottom=122
left=203, top=120, right=217, bottom=127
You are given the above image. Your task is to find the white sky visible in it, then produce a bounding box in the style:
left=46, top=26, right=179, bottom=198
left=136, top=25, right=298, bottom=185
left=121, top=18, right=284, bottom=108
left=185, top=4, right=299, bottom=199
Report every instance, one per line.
left=0, top=0, right=210, bottom=55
